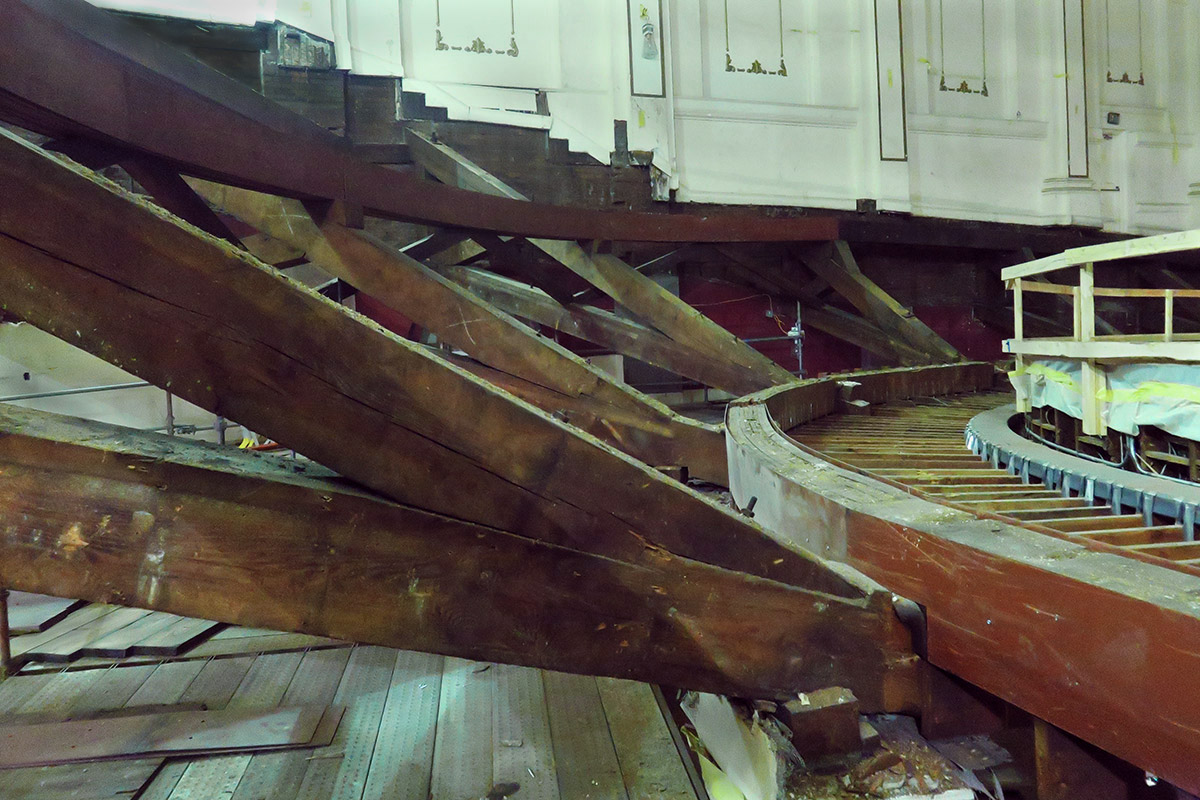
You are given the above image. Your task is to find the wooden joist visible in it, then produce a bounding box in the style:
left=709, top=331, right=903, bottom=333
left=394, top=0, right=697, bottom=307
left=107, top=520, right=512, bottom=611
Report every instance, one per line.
left=406, top=130, right=799, bottom=392
left=800, top=241, right=962, bottom=364
left=187, top=179, right=726, bottom=483
left=0, top=127, right=842, bottom=595
left=716, top=249, right=931, bottom=365
left=443, top=266, right=764, bottom=395
left=0, top=405, right=919, bottom=707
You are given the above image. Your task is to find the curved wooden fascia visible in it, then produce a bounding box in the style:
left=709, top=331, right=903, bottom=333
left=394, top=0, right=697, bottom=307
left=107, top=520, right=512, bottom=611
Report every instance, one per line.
left=726, top=364, right=1200, bottom=795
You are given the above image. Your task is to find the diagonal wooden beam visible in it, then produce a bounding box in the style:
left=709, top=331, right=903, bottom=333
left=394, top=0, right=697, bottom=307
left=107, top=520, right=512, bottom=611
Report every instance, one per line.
left=0, top=128, right=836, bottom=592
left=443, top=266, right=764, bottom=395
left=120, top=155, right=246, bottom=249
left=799, top=241, right=962, bottom=363
left=471, top=232, right=589, bottom=304
left=800, top=305, right=933, bottom=366
left=1018, top=247, right=1122, bottom=336
left=189, top=179, right=727, bottom=483
left=717, top=246, right=932, bottom=365
left=406, top=130, right=800, bottom=392
left=0, top=405, right=918, bottom=707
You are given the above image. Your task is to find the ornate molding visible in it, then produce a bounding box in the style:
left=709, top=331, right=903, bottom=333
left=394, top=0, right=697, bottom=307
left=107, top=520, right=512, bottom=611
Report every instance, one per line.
left=1104, top=0, right=1145, bottom=85
left=937, top=0, right=988, bottom=96
left=435, top=0, right=520, bottom=58
left=723, top=0, right=787, bottom=77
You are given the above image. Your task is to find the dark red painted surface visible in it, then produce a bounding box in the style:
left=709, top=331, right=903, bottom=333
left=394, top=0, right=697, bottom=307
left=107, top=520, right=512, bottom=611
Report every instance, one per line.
left=356, top=292, right=416, bottom=339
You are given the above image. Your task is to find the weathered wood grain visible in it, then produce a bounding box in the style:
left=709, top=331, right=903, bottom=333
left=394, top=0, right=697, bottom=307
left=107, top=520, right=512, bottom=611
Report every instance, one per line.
left=189, top=180, right=727, bottom=482
left=0, top=128, right=844, bottom=592
left=0, top=408, right=917, bottom=707
left=443, top=265, right=760, bottom=394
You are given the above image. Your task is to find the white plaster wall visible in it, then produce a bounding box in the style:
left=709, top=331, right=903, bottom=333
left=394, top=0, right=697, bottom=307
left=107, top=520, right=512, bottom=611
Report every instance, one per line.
left=86, top=0, right=1200, bottom=232
left=0, top=324, right=223, bottom=444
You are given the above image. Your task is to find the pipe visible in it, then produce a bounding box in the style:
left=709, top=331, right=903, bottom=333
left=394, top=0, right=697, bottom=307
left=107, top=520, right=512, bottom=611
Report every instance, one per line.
left=0, top=588, right=10, bottom=680
left=0, top=381, right=150, bottom=403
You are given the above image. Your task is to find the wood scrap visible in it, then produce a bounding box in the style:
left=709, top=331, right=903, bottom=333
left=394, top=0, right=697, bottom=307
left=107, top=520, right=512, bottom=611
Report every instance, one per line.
left=0, top=703, right=343, bottom=769
left=5, top=593, right=86, bottom=636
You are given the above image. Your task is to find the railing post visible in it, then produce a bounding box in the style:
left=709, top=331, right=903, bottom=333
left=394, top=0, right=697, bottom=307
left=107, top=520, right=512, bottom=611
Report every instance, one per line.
left=1078, top=263, right=1105, bottom=436
left=1013, top=278, right=1031, bottom=412
left=0, top=588, right=10, bottom=681
left=1165, top=289, right=1175, bottom=342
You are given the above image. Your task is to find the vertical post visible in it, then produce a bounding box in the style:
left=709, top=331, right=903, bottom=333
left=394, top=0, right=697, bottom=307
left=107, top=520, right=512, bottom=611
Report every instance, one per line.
left=0, top=588, right=11, bottom=681
left=1164, top=290, right=1175, bottom=342
left=1013, top=278, right=1031, bottom=412
left=1035, top=719, right=1129, bottom=800
left=1071, top=286, right=1081, bottom=339
left=1078, top=264, right=1105, bottom=436
left=165, top=391, right=176, bottom=436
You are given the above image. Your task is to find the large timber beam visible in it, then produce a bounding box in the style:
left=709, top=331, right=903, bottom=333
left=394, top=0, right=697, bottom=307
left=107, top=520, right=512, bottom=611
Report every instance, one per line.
left=727, top=376, right=1200, bottom=794
left=799, top=305, right=932, bottom=366
left=0, top=405, right=919, bottom=707
left=799, top=241, right=962, bottom=363
left=715, top=246, right=932, bottom=366
left=443, top=266, right=765, bottom=395
left=188, top=179, right=726, bottom=483
left=406, top=131, right=800, bottom=392
left=0, top=127, right=846, bottom=596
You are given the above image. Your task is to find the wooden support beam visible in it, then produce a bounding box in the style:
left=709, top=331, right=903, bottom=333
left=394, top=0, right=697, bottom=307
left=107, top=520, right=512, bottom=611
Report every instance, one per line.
left=546, top=244, right=801, bottom=388
left=399, top=230, right=473, bottom=262
left=406, top=130, right=799, bottom=392
left=444, top=266, right=767, bottom=395
left=0, top=405, right=918, bottom=706
left=121, top=155, right=245, bottom=249
left=799, top=305, right=933, bottom=366
left=569, top=246, right=702, bottom=306
left=471, top=232, right=589, bottom=304
left=189, top=179, right=727, bottom=483
left=799, top=241, right=962, bottom=363
left=42, top=136, right=127, bottom=170
left=0, top=128, right=838, bottom=594
left=716, top=248, right=932, bottom=365
left=1035, top=720, right=1131, bottom=800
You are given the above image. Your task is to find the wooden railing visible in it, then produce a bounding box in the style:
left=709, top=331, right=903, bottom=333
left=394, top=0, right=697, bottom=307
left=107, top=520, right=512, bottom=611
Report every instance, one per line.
left=1001, top=228, right=1200, bottom=435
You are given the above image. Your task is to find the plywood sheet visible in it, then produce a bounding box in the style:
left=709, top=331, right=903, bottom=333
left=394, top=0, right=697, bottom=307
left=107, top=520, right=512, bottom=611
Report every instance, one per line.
left=0, top=704, right=328, bottom=768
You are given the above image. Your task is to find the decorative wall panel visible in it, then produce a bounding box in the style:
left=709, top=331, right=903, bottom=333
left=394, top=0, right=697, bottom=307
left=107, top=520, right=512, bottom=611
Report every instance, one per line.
left=936, top=0, right=987, bottom=96
left=629, top=0, right=666, bottom=96
left=404, top=0, right=560, bottom=88
left=722, top=0, right=787, bottom=77
left=1104, top=0, right=1145, bottom=85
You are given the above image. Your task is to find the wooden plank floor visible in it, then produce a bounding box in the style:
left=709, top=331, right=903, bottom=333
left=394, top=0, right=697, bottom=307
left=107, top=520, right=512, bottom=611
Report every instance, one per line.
left=0, top=616, right=701, bottom=800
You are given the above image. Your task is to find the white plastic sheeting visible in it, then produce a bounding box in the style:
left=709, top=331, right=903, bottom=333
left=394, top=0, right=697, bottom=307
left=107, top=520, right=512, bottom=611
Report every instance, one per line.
left=1011, top=358, right=1200, bottom=441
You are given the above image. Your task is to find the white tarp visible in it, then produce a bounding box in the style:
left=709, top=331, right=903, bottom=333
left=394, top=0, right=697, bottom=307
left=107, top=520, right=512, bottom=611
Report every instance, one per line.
left=1011, top=358, right=1200, bottom=441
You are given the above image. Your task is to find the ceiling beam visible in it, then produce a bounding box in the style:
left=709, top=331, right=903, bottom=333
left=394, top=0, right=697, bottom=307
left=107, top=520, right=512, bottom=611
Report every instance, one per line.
left=444, top=266, right=764, bottom=395
left=799, top=241, right=962, bottom=363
